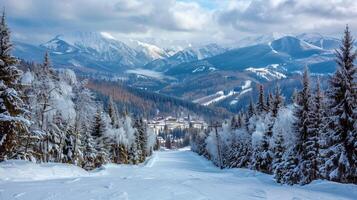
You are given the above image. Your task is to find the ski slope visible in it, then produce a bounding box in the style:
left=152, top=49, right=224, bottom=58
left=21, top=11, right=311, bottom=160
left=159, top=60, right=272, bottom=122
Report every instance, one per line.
left=1, top=149, right=356, bottom=200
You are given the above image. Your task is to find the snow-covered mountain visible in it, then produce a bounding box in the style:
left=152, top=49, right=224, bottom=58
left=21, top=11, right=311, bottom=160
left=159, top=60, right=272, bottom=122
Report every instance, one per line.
left=128, top=40, right=170, bottom=61
left=143, top=43, right=227, bottom=72
left=297, top=33, right=341, bottom=50
left=13, top=31, right=341, bottom=75
left=41, top=32, right=145, bottom=68
left=270, top=36, right=325, bottom=58
left=172, top=43, right=227, bottom=61
left=165, top=35, right=335, bottom=76
left=14, top=32, right=171, bottom=73
left=13, top=32, right=225, bottom=73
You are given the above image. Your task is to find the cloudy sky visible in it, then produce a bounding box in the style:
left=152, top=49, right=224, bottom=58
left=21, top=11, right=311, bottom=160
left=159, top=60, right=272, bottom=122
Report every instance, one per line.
left=3, top=0, right=357, bottom=46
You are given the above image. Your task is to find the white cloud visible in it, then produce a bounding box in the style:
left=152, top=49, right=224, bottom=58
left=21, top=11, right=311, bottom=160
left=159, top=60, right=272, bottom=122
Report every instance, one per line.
left=2, top=0, right=357, bottom=45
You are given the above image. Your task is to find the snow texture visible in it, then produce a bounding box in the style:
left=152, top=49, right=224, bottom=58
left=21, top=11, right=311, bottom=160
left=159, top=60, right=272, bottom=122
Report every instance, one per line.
left=0, top=149, right=355, bottom=200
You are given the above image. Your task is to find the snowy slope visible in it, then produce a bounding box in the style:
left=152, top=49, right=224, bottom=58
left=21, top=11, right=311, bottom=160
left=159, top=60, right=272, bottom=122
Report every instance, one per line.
left=0, top=150, right=356, bottom=200
left=14, top=32, right=158, bottom=73
left=297, top=33, right=341, bottom=50
left=193, top=80, right=253, bottom=106
left=129, top=40, right=170, bottom=60
left=245, top=64, right=287, bottom=81
left=144, top=43, right=226, bottom=72
left=193, top=90, right=238, bottom=106
left=0, top=160, right=91, bottom=181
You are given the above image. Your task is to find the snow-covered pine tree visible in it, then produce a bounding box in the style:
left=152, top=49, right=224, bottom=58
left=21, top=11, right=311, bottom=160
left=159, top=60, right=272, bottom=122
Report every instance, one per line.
left=236, top=113, right=242, bottom=129
left=62, top=126, right=76, bottom=164
left=134, top=117, right=147, bottom=162
left=73, top=84, right=97, bottom=166
left=323, top=25, right=357, bottom=183
left=128, top=140, right=140, bottom=164
left=190, top=129, right=208, bottom=156
left=230, top=115, right=238, bottom=130
left=256, top=84, right=266, bottom=114
left=256, top=114, right=274, bottom=174
left=271, top=85, right=284, bottom=118
left=91, top=106, right=109, bottom=167
left=255, top=86, right=284, bottom=174
left=272, top=127, right=285, bottom=182
left=245, top=98, right=255, bottom=133
left=266, top=92, right=273, bottom=112
left=82, top=130, right=97, bottom=170
left=284, top=67, right=317, bottom=185
left=232, top=127, right=252, bottom=168
left=0, top=10, right=30, bottom=161
left=72, top=85, right=96, bottom=168
left=29, top=53, right=62, bottom=162
left=309, top=77, right=326, bottom=179
left=108, top=96, right=119, bottom=128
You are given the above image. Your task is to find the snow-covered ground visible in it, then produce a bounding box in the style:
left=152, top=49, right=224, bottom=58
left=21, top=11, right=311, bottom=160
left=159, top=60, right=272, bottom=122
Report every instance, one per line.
left=1, top=149, right=356, bottom=200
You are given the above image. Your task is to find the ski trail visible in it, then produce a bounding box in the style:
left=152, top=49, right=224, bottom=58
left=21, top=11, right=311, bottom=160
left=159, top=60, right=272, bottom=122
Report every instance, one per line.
left=0, top=149, right=356, bottom=200
left=143, top=152, right=158, bottom=168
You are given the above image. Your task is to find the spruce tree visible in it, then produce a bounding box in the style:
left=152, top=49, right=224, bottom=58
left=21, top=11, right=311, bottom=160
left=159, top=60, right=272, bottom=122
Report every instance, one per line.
left=271, top=85, right=284, bottom=118
left=323, top=25, right=357, bottom=183
left=134, top=117, right=146, bottom=162
left=272, top=129, right=285, bottom=182
left=284, top=67, right=316, bottom=185
left=245, top=98, right=255, bottom=133
left=258, top=86, right=284, bottom=174
left=91, top=107, right=109, bottom=167
left=230, top=115, right=238, bottom=130
left=82, top=131, right=97, bottom=170
left=0, top=10, right=30, bottom=161
left=266, top=92, right=273, bottom=112
left=256, top=84, right=266, bottom=114
left=108, top=96, right=119, bottom=128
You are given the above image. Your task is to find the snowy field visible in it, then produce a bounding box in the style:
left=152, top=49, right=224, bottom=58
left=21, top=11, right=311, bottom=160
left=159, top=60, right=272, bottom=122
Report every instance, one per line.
left=0, top=149, right=356, bottom=200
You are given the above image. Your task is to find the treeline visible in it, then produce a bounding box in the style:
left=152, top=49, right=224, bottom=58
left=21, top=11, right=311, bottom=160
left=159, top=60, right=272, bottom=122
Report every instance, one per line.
left=0, top=12, right=157, bottom=169
left=191, top=26, right=357, bottom=185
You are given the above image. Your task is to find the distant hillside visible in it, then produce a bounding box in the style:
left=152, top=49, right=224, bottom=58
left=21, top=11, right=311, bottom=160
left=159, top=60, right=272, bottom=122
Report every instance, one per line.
left=86, top=79, right=231, bottom=120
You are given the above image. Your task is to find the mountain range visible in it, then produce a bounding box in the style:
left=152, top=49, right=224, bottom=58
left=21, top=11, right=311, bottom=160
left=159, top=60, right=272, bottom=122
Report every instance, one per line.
left=13, top=32, right=346, bottom=112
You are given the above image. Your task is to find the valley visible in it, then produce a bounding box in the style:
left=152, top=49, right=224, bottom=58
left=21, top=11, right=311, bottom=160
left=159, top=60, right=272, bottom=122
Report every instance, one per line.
left=13, top=32, right=342, bottom=116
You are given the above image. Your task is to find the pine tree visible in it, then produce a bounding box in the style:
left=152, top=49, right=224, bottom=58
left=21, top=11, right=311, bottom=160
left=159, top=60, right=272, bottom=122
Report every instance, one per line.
left=230, top=115, right=239, bottom=130
left=284, top=67, right=316, bottom=185
left=108, top=96, right=119, bottom=128
left=298, top=76, right=321, bottom=184
left=91, top=107, right=109, bottom=167
left=28, top=53, right=62, bottom=162
left=247, top=98, right=255, bottom=118
left=245, top=98, right=255, bottom=133
left=258, top=86, right=284, bottom=174
left=128, top=141, right=140, bottom=164
left=323, top=25, right=357, bottom=183
left=82, top=131, right=97, bottom=170
left=256, top=84, right=266, bottom=114
left=0, top=10, right=30, bottom=161
left=312, top=78, right=326, bottom=178
left=257, top=116, right=274, bottom=174
left=134, top=117, right=147, bottom=162
left=271, top=85, right=284, bottom=118
left=272, top=128, right=285, bottom=182
left=73, top=85, right=96, bottom=166
left=266, top=92, right=273, bottom=112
